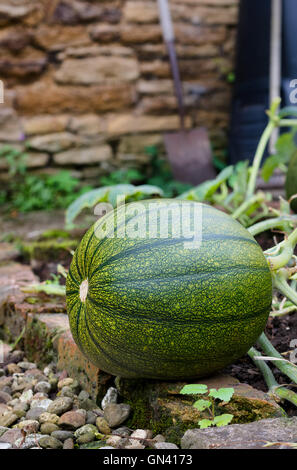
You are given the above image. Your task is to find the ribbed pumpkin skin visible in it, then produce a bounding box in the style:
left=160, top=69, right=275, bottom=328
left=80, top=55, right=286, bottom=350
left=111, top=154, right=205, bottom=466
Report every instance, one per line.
left=66, top=200, right=272, bottom=379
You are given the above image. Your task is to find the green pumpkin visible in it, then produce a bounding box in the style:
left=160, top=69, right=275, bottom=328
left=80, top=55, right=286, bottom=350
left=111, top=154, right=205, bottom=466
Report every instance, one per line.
left=285, top=150, right=297, bottom=213
left=66, top=200, right=272, bottom=379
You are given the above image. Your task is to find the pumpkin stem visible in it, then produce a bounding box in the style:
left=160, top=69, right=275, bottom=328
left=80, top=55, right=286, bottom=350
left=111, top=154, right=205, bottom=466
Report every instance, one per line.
left=79, top=279, right=89, bottom=302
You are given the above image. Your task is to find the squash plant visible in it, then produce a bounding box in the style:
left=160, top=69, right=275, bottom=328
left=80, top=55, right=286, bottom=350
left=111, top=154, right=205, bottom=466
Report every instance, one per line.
left=29, top=99, right=297, bottom=412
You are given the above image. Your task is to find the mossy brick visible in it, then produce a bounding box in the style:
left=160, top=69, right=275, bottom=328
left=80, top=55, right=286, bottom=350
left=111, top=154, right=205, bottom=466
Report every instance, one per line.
left=20, top=239, right=78, bottom=263
left=115, top=374, right=284, bottom=444
left=25, top=313, right=112, bottom=400
left=0, top=263, right=38, bottom=341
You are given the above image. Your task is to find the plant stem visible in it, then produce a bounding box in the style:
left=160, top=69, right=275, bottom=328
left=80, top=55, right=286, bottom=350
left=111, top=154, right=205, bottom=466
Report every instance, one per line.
left=278, top=119, right=297, bottom=127
left=246, top=121, right=276, bottom=199
left=231, top=192, right=265, bottom=220
left=270, top=306, right=297, bottom=317
left=257, top=332, right=297, bottom=384
left=265, top=226, right=297, bottom=271
left=248, top=347, right=277, bottom=389
left=248, top=347, right=297, bottom=407
left=248, top=215, right=297, bottom=237
left=272, top=270, right=297, bottom=306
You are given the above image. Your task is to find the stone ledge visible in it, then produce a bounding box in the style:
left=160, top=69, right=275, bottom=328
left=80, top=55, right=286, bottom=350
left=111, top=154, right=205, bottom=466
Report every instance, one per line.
left=24, top=313, right=112, bottom=401
left=181, top=417, right=297, bottom=449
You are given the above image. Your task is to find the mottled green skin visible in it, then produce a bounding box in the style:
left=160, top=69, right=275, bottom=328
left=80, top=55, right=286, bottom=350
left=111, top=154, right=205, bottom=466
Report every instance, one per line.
left=285, top=150, right=297, bottom=213
left=66, top=200, right=272, bottom=379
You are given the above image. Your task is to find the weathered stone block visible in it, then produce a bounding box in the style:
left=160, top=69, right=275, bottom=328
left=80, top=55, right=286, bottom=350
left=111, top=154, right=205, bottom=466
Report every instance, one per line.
left=89, top=24, right=120, bottom=43
left=116, top=374, right=283, bottom=443
left=0, top=108, right=23, bottom=142
left=67, top=114, right=106, bottom=137
left=55, top=56, right=139, bottom=85
left=15, top=79, right=135, bottom=114
left=51, top=0, right=121, bottom=25
left=181, top=417, right=297, bottom=450
left=0, top=27, right=32, bottom=52
left=53, top=145, right=112, bottom=165
left=23, top=115, right=70, bottom=136
left=121, top=25, right=162, bottom=44
left=123, top=1, right=159, bottom=24
left=24, top=313, right=112, bottom=400
left=107, top=114, right=191, bottom=136
left=27, top=132, right=83, bottom=153
left=34, top=25, right=91, bottom=51
left=0, top=1, right=43, bottom=27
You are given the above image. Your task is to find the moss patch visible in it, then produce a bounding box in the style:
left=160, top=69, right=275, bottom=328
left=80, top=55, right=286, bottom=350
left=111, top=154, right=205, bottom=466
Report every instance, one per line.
left=19, top=239, right=78, bottom=262
left=24, top=316, right=60, bottom=368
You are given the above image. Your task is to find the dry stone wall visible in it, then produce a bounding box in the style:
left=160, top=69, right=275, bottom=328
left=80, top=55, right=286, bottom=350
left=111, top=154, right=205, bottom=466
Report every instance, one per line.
left=0, top=0, right=239, bottom=185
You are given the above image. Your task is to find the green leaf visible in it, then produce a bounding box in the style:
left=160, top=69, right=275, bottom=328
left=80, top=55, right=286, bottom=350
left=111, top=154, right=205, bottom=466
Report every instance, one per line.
left=193, top=399, right=211, bottom=411
left=178, top=166, right=233, bottom=201
left=65, top=187, right=110, bottom=227
left=208, top=387, right=234, bottom=402
left=65, top=184, right=163, bottom=227
left=198, top=419, right=213, bottom=429
left=279, top=106, right=297, bottom=119
left=213, top=414, right=234, bottom=427
left=180, top=384, right=208, bottom=395
left=261, top=155, right=280, bottom=182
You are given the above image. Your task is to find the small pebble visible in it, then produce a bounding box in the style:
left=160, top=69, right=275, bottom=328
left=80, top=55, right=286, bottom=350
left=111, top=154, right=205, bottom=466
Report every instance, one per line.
left=58, top=378, right=73, bottom=390
left=26, top=407, right=44, bottom=421
left=106, top=435, right=123, bottom=448
left=38, top=412, right=60, bottom=425
left=15, top=420, right=39, bottom=433
left=59, top=386, right=75, bottom=398
left=86, top=411, right=97, bottom=425
left=59, top=410, right=86, bottom=430
left=63, top=438, right=74, bottom=449
left=0, top=442, right=12, bottom=449
left=6, top=364, right=21, bottom=375
left=96, top=417, right=111, bottom=435
left=30, top=398, right=52, bottom=410
left=18, top=362, right=37, bottom=371
left=40, top=422, right=60, bottom=434
left=34, top=381, right=51, bottom=394
left=19, top=389, right=33, bottom=404
left=125, top=443, right=145, bottom=449
left=47, top=397, right=73, bottom=416
left=0, top=391, right=12, bottom=404
left=112, top=426, right=132, bottom=437
left=39, top=436, right=63, bottom=449
left=15, top=433, right=43, bottom=449
left=101, top=387, right=118, bottom=410
left=104, top=403, right=131, bottom=428
left=153, top=434, right=166, bottom=443
left=74, top=424, right=97, bottom=438
left=154, top=442, right=179, bottom=449
left=0, top=426, right=9, bottom=437
left=77, top=432, right=95, bottom=444
left=51, top=430, right=74, bottom=442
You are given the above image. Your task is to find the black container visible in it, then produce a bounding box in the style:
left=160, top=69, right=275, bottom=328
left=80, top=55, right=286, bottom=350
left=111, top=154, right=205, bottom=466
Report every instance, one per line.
left=228, top=0, right=297, bottom=165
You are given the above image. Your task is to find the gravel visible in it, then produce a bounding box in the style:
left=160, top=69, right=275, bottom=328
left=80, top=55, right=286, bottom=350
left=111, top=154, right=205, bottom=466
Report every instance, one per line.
left=0, top=350, right=180, bottom=450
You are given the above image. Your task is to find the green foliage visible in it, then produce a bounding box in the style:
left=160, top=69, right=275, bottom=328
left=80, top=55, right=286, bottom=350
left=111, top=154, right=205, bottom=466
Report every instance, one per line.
left=99, top=168, right=143, bottom=186
left=3, top=168, right=92, bottom=213
left=0, top=145, right=28, bottom=175
left=180, top=384, right=234, bottom=429
left=65, top=184, right=164, bottom=227
left=180, top=384, right=208, bottom=395
left=262, top=130, right=297, bottom=182
left=0, top=144, right=93, bottom=213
